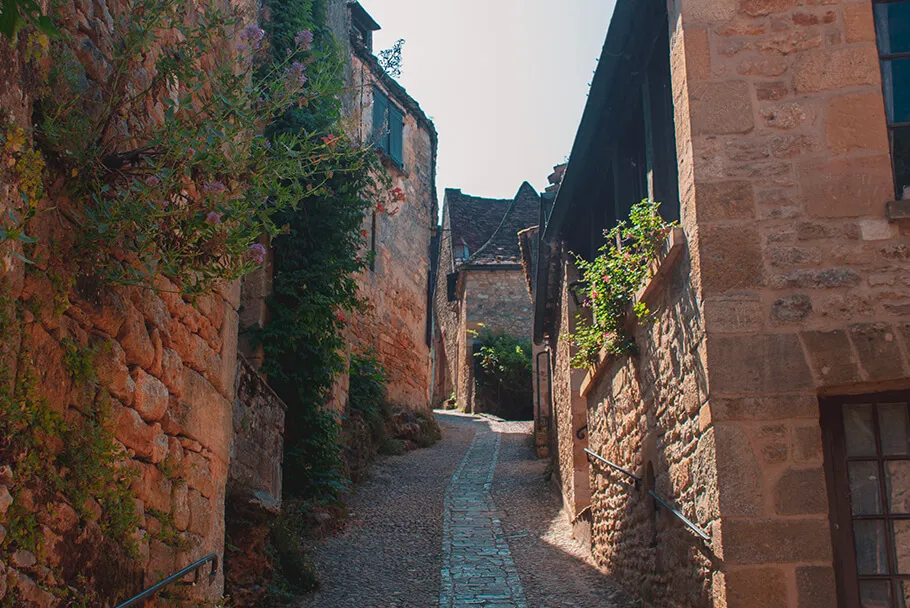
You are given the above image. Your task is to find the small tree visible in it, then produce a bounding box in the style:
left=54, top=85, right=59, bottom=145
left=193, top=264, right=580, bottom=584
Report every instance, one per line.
left=473, top=330, right=533, bottom=420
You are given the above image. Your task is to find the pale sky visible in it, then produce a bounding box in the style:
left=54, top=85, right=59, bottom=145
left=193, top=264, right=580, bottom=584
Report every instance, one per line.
left=368, top=0, right=616, bottom=203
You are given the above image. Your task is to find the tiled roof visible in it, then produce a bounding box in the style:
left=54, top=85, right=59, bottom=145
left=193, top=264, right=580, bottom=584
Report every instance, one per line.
left=445, top=183, right=540, bottom=268
left=446, top=189, right=511, bottom=256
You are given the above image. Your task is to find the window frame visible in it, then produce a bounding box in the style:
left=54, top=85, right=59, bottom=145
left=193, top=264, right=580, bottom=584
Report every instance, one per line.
left=821, top=390, right=910, bottom=608
left=872, top=0, right=910, bottom=198
left=372, top=86, right=405, bottom=168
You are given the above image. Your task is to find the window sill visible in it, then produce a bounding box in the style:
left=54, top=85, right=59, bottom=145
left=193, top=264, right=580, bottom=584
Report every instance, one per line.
left=578, top=226, right=686, bottom=398
left=887, top=199, right=910, bottom=223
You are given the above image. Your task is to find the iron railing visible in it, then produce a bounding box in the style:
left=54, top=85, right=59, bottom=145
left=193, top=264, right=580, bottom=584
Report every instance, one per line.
left=584, top=448, right=710, bottom=541
left=114, top=553, right=218, bottom=608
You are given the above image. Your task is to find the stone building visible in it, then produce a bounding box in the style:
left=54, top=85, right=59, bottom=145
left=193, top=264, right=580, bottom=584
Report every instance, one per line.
left=528, top=0, right=910, bottom=606
left=344, top=2, right=438, bottom=412
left=244, top=2, right=439, bottom=413
left=432, top=183, right=538, bottom=415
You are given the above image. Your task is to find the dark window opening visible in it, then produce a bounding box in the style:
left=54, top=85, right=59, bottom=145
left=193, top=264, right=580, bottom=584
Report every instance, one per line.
left=874, top=0, right=910, bottom=198
left=446, top=272, right=458, bottom=302
left=453, top=243, right=469, bottom=263
left=821, top=392, right=910, bottom=608
left=573, top=8, right=679, bottom=260
left=372, top=87, right=404, bottom=167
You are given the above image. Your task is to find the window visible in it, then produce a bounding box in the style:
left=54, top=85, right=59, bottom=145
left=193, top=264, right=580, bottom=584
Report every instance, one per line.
left=372, top=87, right=404, bottom=167
left=821, top=392, right=910, bottom=608
left=874, top=1, right=910, bottom=198
left=446, top=272, right=458, bottom=302
left=453, top=243, right=469, bottom=263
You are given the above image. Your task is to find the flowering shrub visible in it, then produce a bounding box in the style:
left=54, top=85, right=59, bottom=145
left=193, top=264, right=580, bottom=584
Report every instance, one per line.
left=35, top=0, right=368, bottom=293
left=570, top=200, right=675, bottom=368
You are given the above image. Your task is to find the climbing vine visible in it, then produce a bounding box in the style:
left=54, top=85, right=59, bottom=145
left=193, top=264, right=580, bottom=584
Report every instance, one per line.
left=570, top=200, right=675, bottom=368
left=0, top=283, right=142, bottom=605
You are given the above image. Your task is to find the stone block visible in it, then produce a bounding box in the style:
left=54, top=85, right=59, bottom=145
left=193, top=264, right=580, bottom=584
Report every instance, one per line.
left=684, top=0, right=738, bottom=23
left=794, top=47, right=881, bottom=93
left=714, top=424, right=763, bottom=517
left=849, top=322, right=909, bottom=381
left=690, top=81, right=754, bottom=136
left=796, top=565, right=836, bottom=608
left=187, top=489, right=212, bottom=536
left=175, top=369, right=232, bottom=462
left=118, top=311, right=154, bottom=370
left=131, top=463, right=172, bottom=513
left=699, top=224, right=764, bottom=293
left=708, top=334, right=814, bottom=395
left=741, top=0, right=793, bottom=17
left=827, top=94, right=889, bottom=154
left=76, top=288, right=128, bottom=338
left=722, top=519, right=833, bottom=564
left=114, top=405, right=169, bottom=464
left=800, top=329, right=862, bottom=386
left=800, top=155, right=892, bottom=218
left=685, top=27, right=712, bottom=82
left=131, top=368, right=169, bottom=422
left=793, top=425, right=823, bottom=463
left=160, top=348, right=185, bottom=398
left=696, top=180, right=755, bottom=222
left=183, top=451, right=216, bottom=499
left=775, top=467, right=827, bottom=515
left=704, top=295, right=763, bottom=334
left=91, top=336, right=134, bottom=405
left=771, top=294, right=813, bottom=322
left=771, top=268, right=862, bottom=289
left=27, top=324, right=71, bottom=413
left=844, top=3, right=876, bottom=44
left=172, top=483, right=189, bottom=531
left=756, top=81, right=789, bottom=102
left=761, top=101, right=816, bottom=130
left=723, top=566, right=788, bottom=607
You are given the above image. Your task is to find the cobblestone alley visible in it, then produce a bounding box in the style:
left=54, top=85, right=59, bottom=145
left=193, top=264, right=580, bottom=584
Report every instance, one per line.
left=299, top=411, right=629, bottom=608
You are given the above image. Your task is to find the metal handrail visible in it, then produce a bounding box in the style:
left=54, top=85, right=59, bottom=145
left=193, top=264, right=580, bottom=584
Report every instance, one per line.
left=584, top=448, right=710, bottom=542
left=648, top=490, right=711, bottom=541
left=584, top=448, right=642, bottom=489
left=114, top=553, right=218, bottom=608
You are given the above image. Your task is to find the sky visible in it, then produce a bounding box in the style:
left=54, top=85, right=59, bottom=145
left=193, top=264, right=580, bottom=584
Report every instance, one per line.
left=368, top=0, right=617, bottom=202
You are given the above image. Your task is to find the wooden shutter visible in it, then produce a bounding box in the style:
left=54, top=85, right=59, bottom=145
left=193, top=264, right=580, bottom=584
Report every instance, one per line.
left=389, top=104, right=404, bottom=166
left=372, top=88, right=389, bottom=151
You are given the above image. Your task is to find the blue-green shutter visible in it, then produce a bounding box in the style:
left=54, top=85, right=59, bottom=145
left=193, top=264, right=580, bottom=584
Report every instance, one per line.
left=389, top=105, right=404, bottom=165
left=372, top=88, right=389, bottom=150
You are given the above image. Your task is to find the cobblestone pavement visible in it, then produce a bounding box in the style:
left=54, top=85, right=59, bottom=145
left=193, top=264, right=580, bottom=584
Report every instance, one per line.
left=440, top=426, right=527, bottom=607
left=299, top=411, right=629, bottom=608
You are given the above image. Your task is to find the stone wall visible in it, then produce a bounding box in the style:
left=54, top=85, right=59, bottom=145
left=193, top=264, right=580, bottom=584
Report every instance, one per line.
left=344, top=51, right=436, bottom=411
left=431, top=206, right=461, bottom=409
left=0, top=0, right=249, bottom=601
left=673, top=0, right=910, bottom=604
left=229, top=356, right=286, bottom=516
left=542, top=0, right=910, bottom=605
left=463, top=269, right=533, bottom=339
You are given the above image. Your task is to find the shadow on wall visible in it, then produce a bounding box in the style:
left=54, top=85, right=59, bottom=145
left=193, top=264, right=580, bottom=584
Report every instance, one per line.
left=583, top=251, right=721, bottom=607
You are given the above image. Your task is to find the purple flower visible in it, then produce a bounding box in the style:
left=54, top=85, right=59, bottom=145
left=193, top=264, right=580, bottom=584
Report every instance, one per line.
left=203, top=181, right=226, bottom=195
left=157, top=200, right=169, bottom=208
left=205, top=211, right=222, bottom=225
left=145, top=175, right=161, bottom=187
left=239, top=25, right=265, bottom=50
left=248, top=243, right=266, bottom=264
left=285, top=61, right=307, bottom=86
left=294, top=29, right=314, bottom=50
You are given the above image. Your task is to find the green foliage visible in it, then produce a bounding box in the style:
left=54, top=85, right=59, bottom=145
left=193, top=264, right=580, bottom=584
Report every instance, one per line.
left=348, top=349, right=389, bottom=439
left=473, top=330, right=533, bottom=420
left=33, top=0, right=362, bottom=294
left=250, top=0, right=395, bottom=502
left=570, top=199, right=675, bottom=368
left=378, top=38, right=405, bottom=79
left=0, top=0, right=56, bottom=42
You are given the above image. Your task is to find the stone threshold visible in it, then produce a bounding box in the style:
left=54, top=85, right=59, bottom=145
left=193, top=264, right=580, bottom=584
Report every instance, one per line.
left=579, top=225, right=686, bottom=398
left=887, top=199, right=910, bottom=222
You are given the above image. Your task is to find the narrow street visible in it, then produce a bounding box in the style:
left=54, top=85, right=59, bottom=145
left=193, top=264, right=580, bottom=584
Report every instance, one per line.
left=299, top=411, right=630, bottom=608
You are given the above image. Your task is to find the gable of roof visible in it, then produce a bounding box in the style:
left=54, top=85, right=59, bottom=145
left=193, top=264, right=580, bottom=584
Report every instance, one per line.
left=445, top=188, right=512, bottom=256
left=466, top=182, right=540, bottom=267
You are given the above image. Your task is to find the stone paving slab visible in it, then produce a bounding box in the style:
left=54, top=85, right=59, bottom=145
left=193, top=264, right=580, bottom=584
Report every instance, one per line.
left=440, top=427, right=528, bottom=608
